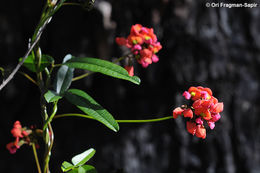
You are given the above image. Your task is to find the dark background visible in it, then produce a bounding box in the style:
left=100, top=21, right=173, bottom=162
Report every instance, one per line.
left=1, top=0, right=260, bottom=172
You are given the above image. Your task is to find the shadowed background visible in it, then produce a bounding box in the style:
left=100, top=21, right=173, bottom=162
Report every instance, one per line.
left=1, top=0, right=260, bottom=172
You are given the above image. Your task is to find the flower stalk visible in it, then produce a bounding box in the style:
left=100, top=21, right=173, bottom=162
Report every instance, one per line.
left=54, top=113, right=173, bottom=123
left=32, top=143, right=42, bottom=173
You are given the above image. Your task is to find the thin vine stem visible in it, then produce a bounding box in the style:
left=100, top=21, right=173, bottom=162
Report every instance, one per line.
left=54, top=113, right=173, bottom=123
left=43, top=101, right=58, bottom=131
left=0, top=68, right=38, bottom=86
left=43, top=123, right=54, bottom=173
left=62, top=2, right=81, bottom=6
left=32, top=143, right=42, bottom=173
left=72, top=72, right=93, bottom=81
left=19, top=72, right=38, bottom=86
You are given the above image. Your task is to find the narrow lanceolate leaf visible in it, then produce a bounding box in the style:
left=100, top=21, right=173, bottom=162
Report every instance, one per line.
left=64, top=89, right=119, bottom=132
left=71, top=148, right=96, bottom=166
left=44, top=90, right=62, bottom=103
left=19, top=54, right=54, bottom=72
left=54, top=54, right=74, bottom=94
left=64, top=57, right=140, bottom=85
left=61, top=161, right=75, bottom=172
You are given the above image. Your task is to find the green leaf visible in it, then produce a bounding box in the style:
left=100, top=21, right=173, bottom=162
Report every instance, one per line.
left=54, top=54, right=74, bottom=94
left=67, top=166, right=97, bottom=173
left=64, top=89, right=119, bottom=132
left=64, top=57, right=140, bottom=85
left=19, top=54, right=54, bottom=72
left=71, top=148, right=96, bottom=167
left=68, top=169, right=78, bottom=173
left=80, top=165, right=97, bottom=173
left=78, top=167, right=85, bottom=173
left=61, top=161, right=75, bottom=172
left=44, top=90, right=62, bottom=103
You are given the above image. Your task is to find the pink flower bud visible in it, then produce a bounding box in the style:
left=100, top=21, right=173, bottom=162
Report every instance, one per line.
left=6, top=142, right=19, bottom=154
left=133, top=44, right=142, bottom=50
left=195, top=117, right=204, bottom=125
left=208, top=121, right=215, bottom=130
left=151, top=55, right=159, bottom=63
left=140, top=27, right=149, bottom=33
left=201, top=91, right=208, bottom=99
left=211, top=113, right=221, bottom=122
left=182, top=91, right=191, bottom=100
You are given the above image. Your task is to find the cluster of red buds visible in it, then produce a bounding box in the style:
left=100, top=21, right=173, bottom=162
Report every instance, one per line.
left=116, top=24, right=162, bottom=76
left=173, top=86, right=224, bottom=139
left=6, top=121, right=32, bottom=154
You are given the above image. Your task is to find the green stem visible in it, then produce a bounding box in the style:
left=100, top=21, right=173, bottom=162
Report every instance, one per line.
left=53, top=64, right=62, bottom=68
left=113, top=55, right=128, bottom=63
left=43, top=101, right=58, bottom=131
left=72, top=72, right=93, bottom=81
left=54, top=113, right=173, bottom=123
left=0, top=67, right=4, bottom=76
left=0, top=68, right=37, bottom=86
left=18, top=72, right=38, bottom=86
left=63, top=2, right=81, bottom=6
left=32, top=143, right=42, bottom=173
left=117, top=116, right=173, bottom=123
left=43, top=123, right=54, bottom=173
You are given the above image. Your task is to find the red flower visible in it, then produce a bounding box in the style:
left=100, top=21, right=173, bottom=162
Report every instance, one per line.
left=210, top=102, right=224, bottom=114
left=173, top=86, right=224, bottom=139
left=195, top=125, right=206, bottom=139
left=6, top=142, right=19, bottom=154
left=186, top=122, right=206, bottom=139
left=115, top=37, right=127, bottom=46
left=128, top=35, right=144, bottom=45
left=11, top=121, right=23, bottom=138
left=125, top=66, right=134, bottom=76
left=186, top=121, right=197, bottom=135
left=115, top=24, right=162, bottom=70
left=7, top=121, right=32, bottom=154
left=173, top=107, right=184, bottom=119
left=130, top=24, right=142, bottom=35
left=188, top=86, right=212, bottom=101
left=183, top=108, right=193, bottom=118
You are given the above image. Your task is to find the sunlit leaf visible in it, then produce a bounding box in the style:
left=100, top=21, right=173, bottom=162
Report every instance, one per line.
left=64, top=89, right=119, bottom=132
left=44, top=90, right=62, bottom=103
left=64, top=57, right=140, bottom=85
left=80, top=165, right=97, bottom=173
left=71, top=148, right=96, bottom=166
left=54, top=54, right=74, bottom=94
left=61, top=161, right=75, bottom=172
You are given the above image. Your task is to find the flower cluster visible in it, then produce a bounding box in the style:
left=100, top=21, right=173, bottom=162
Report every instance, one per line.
left=173, top=86, right=224, bottom=139
left=116, top=24, right=162, bottom=76
left=6, top=121, right=32, bottom=154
